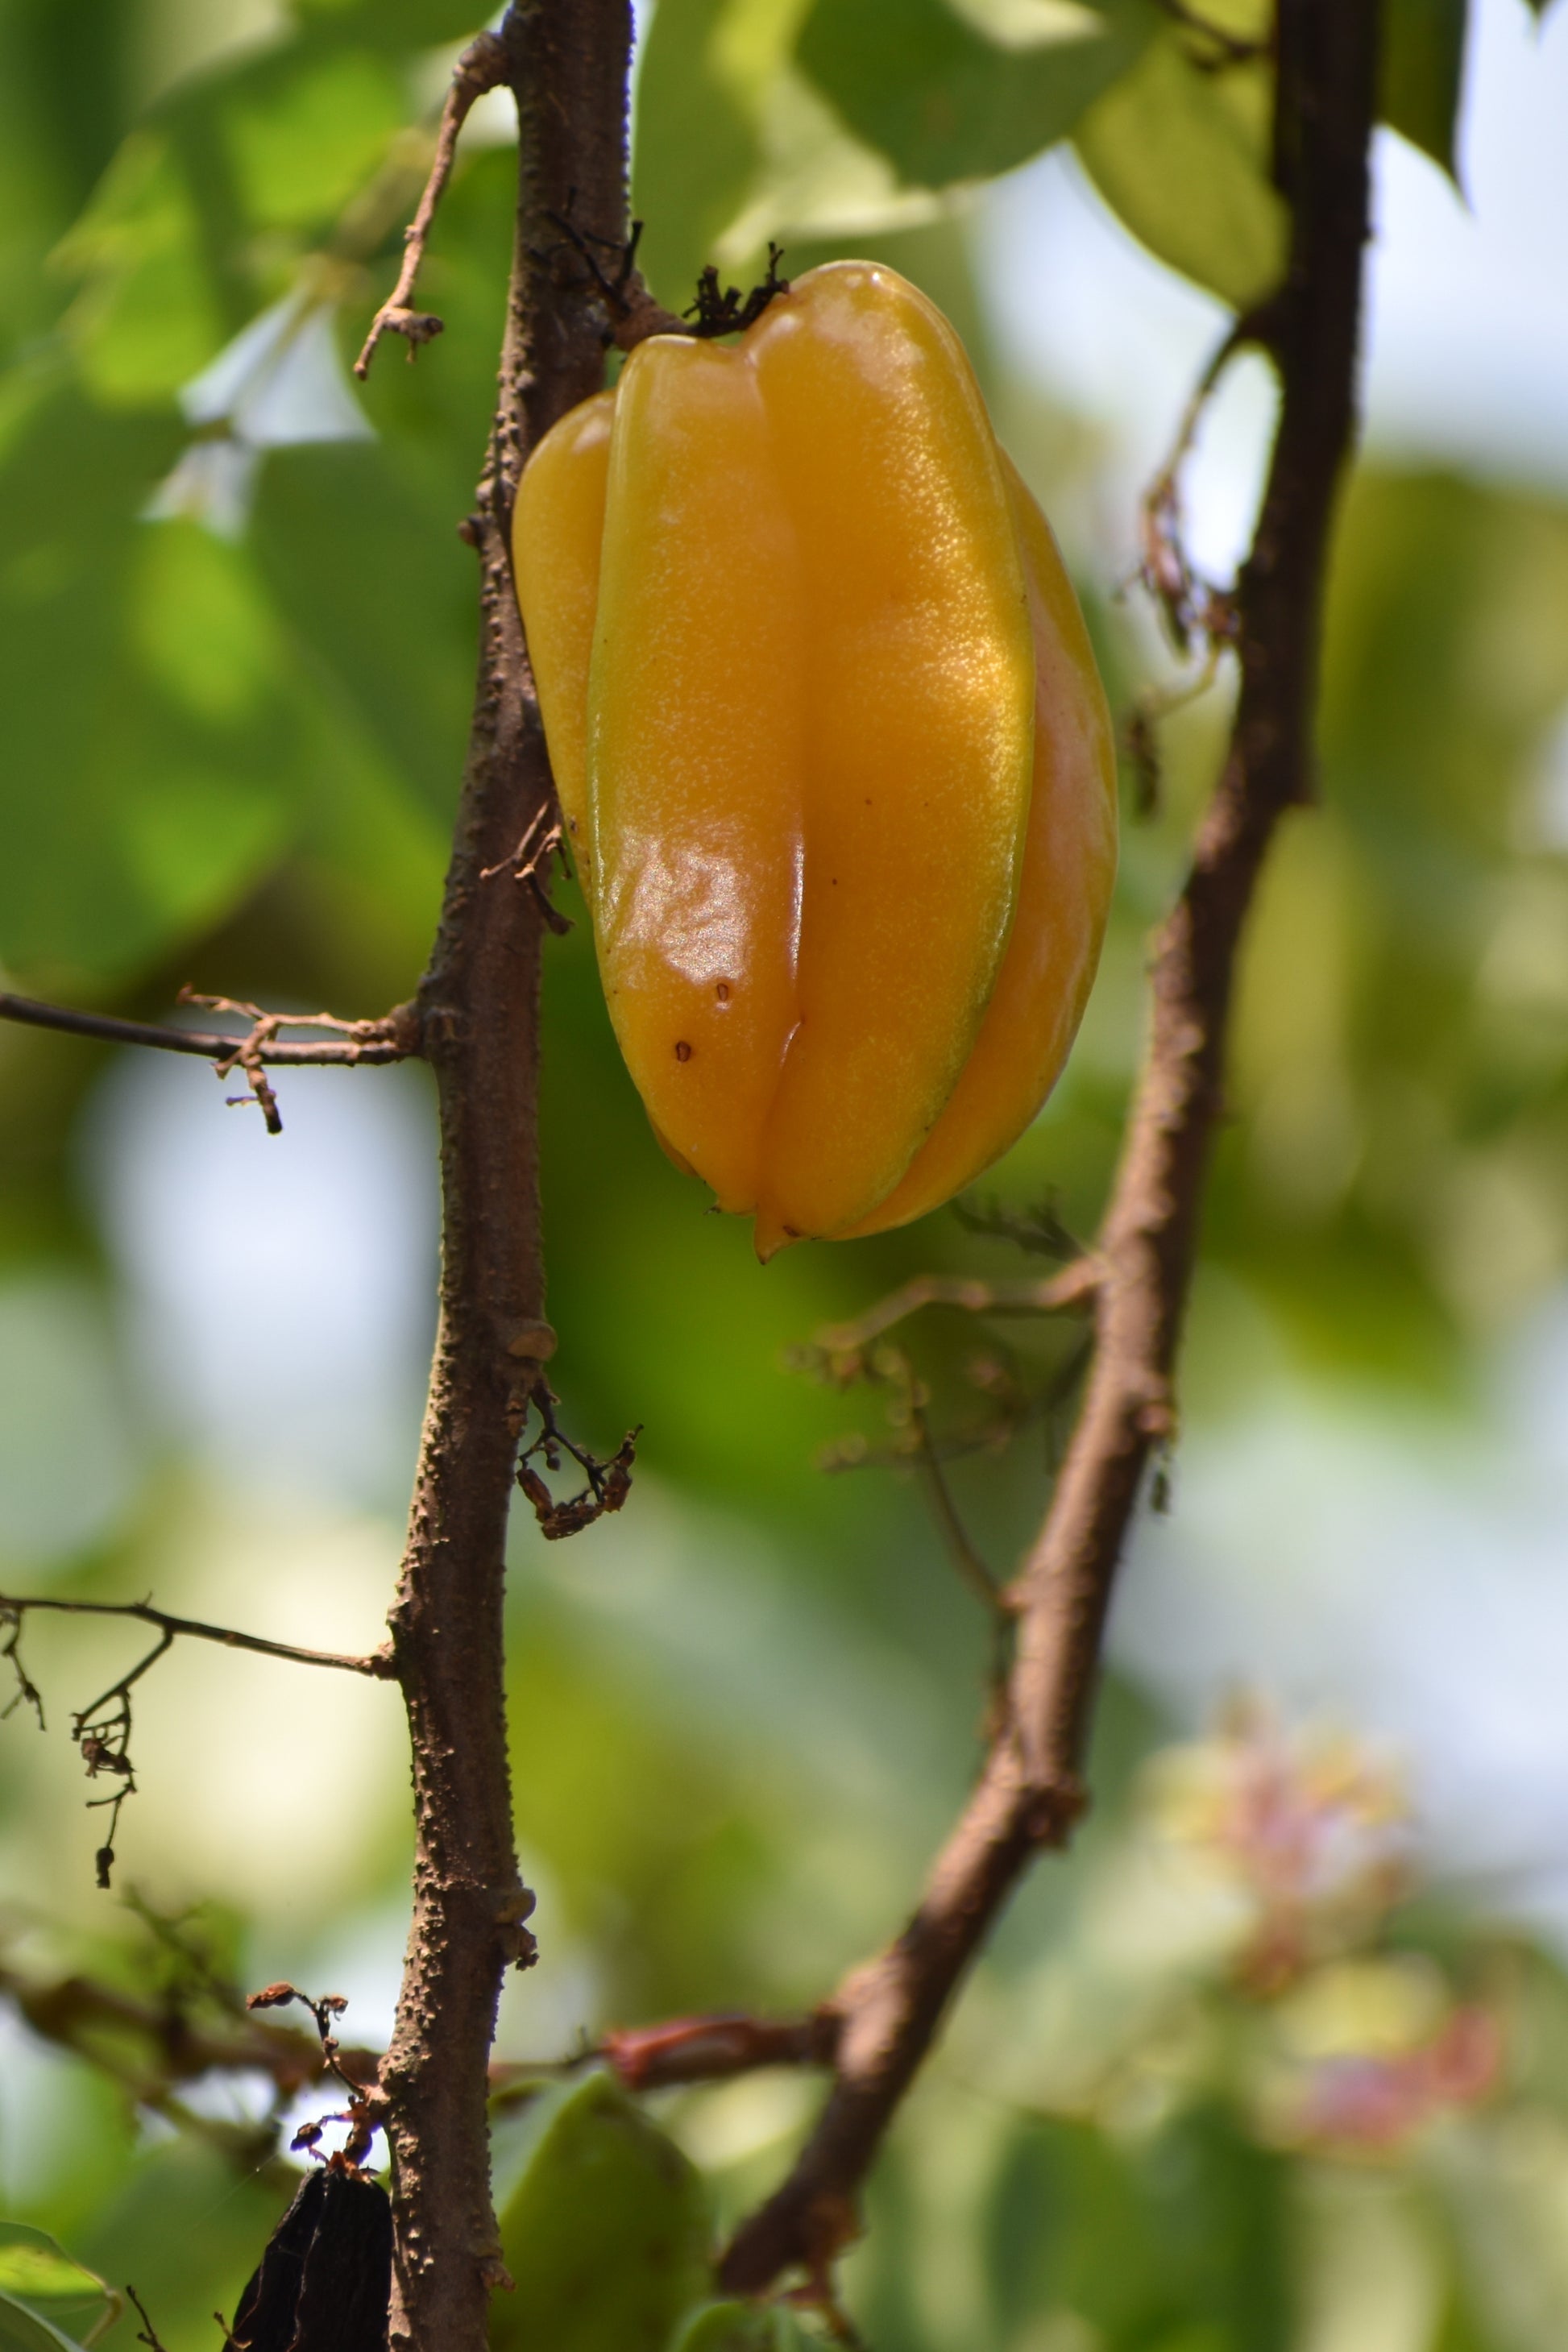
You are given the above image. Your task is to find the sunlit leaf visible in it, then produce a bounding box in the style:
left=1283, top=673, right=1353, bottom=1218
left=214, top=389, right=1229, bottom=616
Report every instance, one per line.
left=491, top=2071, right=711, bottom=2351
left=1073, top=27, right=1286, bottom=309
left=797, top=0, right=1158, bottom=190
left=0, top=2227, right=113, bottom=2351
left=1379, top=0, right=1469, bottom=180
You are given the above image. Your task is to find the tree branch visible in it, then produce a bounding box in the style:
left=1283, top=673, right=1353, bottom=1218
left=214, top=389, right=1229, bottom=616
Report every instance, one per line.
left=808, top=1261, right=1097, bottom=1359
left=0, top=1592, right=393, bottom=1683
left=0, top=1959, right=383, bottom=2101
left=368, top=6, right=633, bottom=2345
left=720, top=0, right=1381, bottom=2296
left=0, top=992, right=417, bottom=1068
left=354, top=29, right=511, bottom=379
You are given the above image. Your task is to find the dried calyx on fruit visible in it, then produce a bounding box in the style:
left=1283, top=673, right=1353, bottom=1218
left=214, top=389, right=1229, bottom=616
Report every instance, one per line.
left=513, top=262, right=1117, bottom=1258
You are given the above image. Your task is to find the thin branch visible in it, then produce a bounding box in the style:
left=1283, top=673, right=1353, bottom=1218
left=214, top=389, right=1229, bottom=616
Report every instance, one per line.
left=598, top=2011, right=836, bottom=2091
left=0, top=1592, right=394, bottom=1680
left=126, top=2286, right=172, bottom=2352
left=0, top=991, right=417, bottom=1087
left=808, top=1261, right=1098, bottom=1361
left=355, top=29, right=510, bottom=379
left=2, top=1956, right=381, bottom=2095
left=720, top=0, right=1381, bottom=2296
left=2, top=1591, right=393, bottom=1888
left=1135, top=305, right=1279, bottom=660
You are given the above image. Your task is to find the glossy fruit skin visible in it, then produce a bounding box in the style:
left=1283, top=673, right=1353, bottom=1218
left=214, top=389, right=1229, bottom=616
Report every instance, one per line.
left=513, top=262, right=1116, bottom=1255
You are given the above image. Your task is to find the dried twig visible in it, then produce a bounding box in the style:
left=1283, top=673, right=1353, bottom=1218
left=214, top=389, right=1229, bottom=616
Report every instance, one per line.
left=807, top=1262, right=1098, bottom=1363
left=516, top=1383, right=639, bottom=1541
left=127, top=2285, right=172, bottom=2352
left=0, top=1591, right=393, bottom=1681
left=1, top=1592, right=392, bottom=1886
left=355, top=29, right=509, bottom=378
left=248, top=1981, right=384, bottom=2166
left=720, top=0, right=1382, bottom=2296
left=535, top=203, right=790, bottom=354
left=0, top=990, right=417, bottom=1074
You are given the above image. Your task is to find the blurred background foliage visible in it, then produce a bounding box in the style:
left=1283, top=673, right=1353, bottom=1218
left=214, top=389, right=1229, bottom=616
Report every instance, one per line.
left=3, top=0, right=1568, bottom=2344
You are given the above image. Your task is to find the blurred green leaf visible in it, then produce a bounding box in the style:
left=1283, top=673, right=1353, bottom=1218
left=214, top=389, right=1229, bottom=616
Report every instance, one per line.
left=1074, top=27, right=1286, bottom=309
left=797, top=0, right=1157, bottom=191
left=1379, top=0, right=1469, bottom=180
left=224, top=48, right=404, bottom=230
left=0, top=2226, right=104, bottom=2310
left=0, top=2295, right=85, bottom=2352
left=292, top=0, right=492, bottom=41
left=632, top=0, right=759, bottom=310
left=251, top=442, right=473, bottom=826
left=0, top=2228, right=110, bottom=2352
left=492, top=2071, right=711, bottom=2351
left=986, top=2105, right=1292, bottom=2350
left=56, top=132, right=222, bottom=405
left=670, top=2303, right=820, bottom=2350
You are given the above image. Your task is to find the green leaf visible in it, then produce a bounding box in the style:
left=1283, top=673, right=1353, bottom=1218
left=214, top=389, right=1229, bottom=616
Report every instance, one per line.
left=490, top=2071, right=712, bottom=2352
left=0, top=2229, right=113, bottom=2350
left=1379, top=0, right=1468, bottom=180
left=670, top=2303, right=820, bottom=2350
left=632, top=0, right=761, bottom=311
left=224, top=48, right=406, bottom=231
left=1073, top=27, right=1287, bottom=309
left=0, top=2293, right=88, bottom=2352
left=251, top=442, right=474, bottom=827
left=797, top=0, right=1158, bottom=191
left=54, top=132, right=223, bottom=405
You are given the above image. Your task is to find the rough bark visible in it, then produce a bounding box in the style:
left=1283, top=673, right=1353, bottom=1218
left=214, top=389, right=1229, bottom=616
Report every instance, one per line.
left=376, top=7, right=632, bottom=2344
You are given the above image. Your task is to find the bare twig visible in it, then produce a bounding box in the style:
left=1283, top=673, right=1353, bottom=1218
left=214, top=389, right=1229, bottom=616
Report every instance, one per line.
left=534, top=204, right=791, bottom=354
left=807, top=1262, right=1098, bottom=1362
left=0, top=1593, right=392, bottom=1887
left=0, top=990, right=417, bottom=1070
left=516, top=1383, right=640, bottom=1540
left=126, top=2285, right=172, bottom=2352
left=720, top=0, right=1381, bottom=2296
left=479, top=803, right=574, bottom=932
left=355, top=29, right=509, bottom=378
left=0, top=1591, right=394, bottom=1681
left=1, top=1953, right=381, bottom=2095
left=248, top=1981, right=384, bottom=2165
left=0, top=1604, right=44, bottom=1728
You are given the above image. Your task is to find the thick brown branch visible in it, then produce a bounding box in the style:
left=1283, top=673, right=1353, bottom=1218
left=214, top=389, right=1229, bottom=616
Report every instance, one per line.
left=373, top=5, right=633, bottom=2346
left=720, top=0, right=1380, bottom=2296
left=355, top=30, right=509, bottom=379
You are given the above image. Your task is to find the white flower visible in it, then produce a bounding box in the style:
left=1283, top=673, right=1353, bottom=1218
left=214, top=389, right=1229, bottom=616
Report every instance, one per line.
left=145, top=281, right=373, bottom=539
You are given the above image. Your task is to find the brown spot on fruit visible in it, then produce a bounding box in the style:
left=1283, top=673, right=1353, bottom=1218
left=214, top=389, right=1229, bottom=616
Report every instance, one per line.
left=715, top=981, right=730, bottom=1002
left=674, top=1040, right=692, bottom=1061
